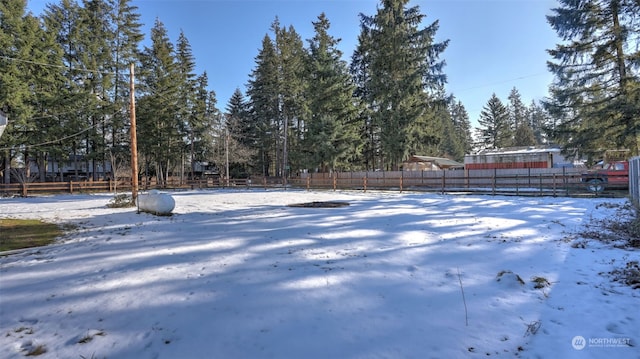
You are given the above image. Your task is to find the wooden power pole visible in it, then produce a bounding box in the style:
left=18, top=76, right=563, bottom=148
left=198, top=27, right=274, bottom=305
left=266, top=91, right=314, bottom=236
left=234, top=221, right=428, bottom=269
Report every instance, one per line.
left=129, top=63, right=139, bottom=202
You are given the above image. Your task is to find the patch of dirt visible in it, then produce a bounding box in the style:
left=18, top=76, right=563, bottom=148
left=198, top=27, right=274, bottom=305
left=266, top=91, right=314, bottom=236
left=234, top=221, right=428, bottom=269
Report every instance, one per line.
left=580, top=202, right=640, bottom=248
left=288, top=201, right=350, bottom=208
left=579, top=202, right=640, bottom=290
left=609, top=261, right=640, bottom=290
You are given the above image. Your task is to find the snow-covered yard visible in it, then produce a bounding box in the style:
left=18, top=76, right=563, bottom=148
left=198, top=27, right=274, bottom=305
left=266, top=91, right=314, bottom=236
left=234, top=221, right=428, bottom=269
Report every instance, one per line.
left=0, top=189, right=637, bottom=358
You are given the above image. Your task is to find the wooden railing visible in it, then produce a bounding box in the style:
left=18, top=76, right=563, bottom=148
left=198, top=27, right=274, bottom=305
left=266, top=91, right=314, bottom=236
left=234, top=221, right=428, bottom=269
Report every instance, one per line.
left=0, top=168, right=627, bottom=198
left=293, top=168, right=626, bottom=197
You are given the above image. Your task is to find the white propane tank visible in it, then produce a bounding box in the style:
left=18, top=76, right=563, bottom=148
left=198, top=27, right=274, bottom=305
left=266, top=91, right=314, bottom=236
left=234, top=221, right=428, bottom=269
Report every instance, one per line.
left=136, top=190, right=175, bottom=215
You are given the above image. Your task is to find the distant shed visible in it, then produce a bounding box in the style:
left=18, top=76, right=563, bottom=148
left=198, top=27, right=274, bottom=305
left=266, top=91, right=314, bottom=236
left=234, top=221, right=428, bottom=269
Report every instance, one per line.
left=403, top=155, right=464, bottom=171
left=464, top=147, right=575, bottom=170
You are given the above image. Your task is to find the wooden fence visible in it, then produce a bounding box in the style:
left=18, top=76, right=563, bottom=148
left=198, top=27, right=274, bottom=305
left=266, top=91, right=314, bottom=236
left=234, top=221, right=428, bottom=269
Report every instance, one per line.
left=293, top=168, right=619, bottom=197
left=0, top=168, right=626, bottom=197
left=0, top=176, right=286, bottom=197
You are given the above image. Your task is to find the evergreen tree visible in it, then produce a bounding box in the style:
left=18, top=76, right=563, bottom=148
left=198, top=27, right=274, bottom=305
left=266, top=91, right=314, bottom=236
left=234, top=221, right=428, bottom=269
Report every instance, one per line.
left=186, top=72, right=218, bottom=180
left=507, top=87, right=536, bottom=146
left=546, top=0, right=640, bottom=156
left=356, top=0, right=448, bottom=169
left=273, top=21, right=307, bottom=177
left=478, top=94, right=511, bottom=149
left=247, top=34, right=280, bottom=176
left=225, top=88, right=254, bottom=177
left=110, top=0, right=143, bottom=151
left=527, top=100, right=551, bottom=145
left=449, top=99, right=473, bottom=160
left=80, top=0, right=120, bottom=180
left=405, top=88, right=447, bottom=158
left=303, top=13, right=360, bottom=172
left=350, top=20, right=377, bottom=170
left=0, top=1, right=66, bottom=182
left=137, top=19, right=183, bottom=186
left=175, top=30, right=198, bottom=180
left=513, top=123, right=537, bottom=147
left=41, top=0, right=91, bottom=180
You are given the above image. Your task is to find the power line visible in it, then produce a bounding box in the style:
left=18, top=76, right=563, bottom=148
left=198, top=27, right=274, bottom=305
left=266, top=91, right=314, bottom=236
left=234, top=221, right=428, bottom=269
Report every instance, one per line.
left=0, top=110, right=115, bottom=151
left=453, top=72, right=550, bottom=93
left=0, top=55, right=117, bottom=76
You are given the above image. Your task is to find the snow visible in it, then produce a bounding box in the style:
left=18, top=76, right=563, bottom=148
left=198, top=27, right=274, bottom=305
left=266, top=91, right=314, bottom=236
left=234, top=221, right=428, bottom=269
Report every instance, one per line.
left=0, top=189, right=637, bottom=359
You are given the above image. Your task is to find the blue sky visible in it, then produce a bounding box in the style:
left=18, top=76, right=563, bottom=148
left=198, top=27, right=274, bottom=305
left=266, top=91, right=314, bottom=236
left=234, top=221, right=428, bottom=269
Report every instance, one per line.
left=27, top=0, right=559, bottom=127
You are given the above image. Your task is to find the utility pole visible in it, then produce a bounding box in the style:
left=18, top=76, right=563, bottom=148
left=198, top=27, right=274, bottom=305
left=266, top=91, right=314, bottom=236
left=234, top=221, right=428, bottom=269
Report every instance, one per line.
left=129, top=63, right=139, bottom=203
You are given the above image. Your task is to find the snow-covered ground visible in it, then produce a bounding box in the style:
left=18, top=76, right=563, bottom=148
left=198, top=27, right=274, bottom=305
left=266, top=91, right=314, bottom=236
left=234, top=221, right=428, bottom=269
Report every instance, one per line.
left=0, top=189, right=637, bottom=359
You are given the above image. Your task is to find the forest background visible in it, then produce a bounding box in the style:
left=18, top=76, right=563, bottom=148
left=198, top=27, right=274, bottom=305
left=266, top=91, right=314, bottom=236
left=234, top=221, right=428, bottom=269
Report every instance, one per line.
left=0, top=0, right=638, bottom=183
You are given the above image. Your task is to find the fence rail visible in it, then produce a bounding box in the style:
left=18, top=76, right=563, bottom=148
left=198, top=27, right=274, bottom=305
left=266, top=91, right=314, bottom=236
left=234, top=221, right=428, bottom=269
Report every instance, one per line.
left=294, top=168, right=615, bottom=197
left=0, top=168, right=629, bottom=198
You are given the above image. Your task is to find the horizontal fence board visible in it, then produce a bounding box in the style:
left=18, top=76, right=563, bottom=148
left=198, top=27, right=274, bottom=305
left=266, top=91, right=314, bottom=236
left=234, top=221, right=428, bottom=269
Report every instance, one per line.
left=0, top=167, right=624, bottom=198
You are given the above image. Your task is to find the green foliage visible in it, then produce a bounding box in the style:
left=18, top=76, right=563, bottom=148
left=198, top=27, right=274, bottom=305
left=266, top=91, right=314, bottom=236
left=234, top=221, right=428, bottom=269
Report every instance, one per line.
left=478, top=94, right=511, bottom=149
left=354, top=0, right=449, bottom=169
left=303, top=13, right=361, bottom=172
left=247, top=34, right=280, bottom=176
left=545, top=0, right=640, bottom=157
left=0, top=218, right=62, bottom=251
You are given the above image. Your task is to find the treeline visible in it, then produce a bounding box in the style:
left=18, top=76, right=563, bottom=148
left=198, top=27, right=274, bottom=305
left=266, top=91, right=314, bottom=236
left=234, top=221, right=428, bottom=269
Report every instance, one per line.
left=1, top=0, right=638, bottom=183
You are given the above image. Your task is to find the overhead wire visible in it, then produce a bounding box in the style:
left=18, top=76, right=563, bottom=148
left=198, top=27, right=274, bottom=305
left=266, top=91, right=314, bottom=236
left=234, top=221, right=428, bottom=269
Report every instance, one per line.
left=0, top=55, right=130, bottom=151
left=0, top=55, right=118, bottom=76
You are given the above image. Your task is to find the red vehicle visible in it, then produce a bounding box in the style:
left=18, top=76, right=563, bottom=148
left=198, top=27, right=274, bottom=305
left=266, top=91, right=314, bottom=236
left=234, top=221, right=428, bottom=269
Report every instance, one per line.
left=581, top=160, right=629, bottom=192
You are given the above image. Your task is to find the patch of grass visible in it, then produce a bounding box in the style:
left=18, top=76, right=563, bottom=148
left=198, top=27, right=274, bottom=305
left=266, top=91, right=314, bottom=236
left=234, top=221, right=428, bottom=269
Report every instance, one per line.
left=0, top=219, right=63, bottom=252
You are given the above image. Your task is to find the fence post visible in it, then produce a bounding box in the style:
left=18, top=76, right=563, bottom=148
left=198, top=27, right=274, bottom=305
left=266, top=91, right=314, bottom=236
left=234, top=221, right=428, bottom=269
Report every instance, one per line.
left=492, top=169, right=496, bottom=195
left=21, top=183, right=27, bottom=197
left=539, top=174, right=543, bottom=196
left=69, top=181, right=74, bottom=194
left=441, top=170, right=445, bottom=194
left=515, top=174, right=519, bottom=196
left=465, top=168, right=469, bottom=189
left=363, top=174, right=367, bottom=193
left=399, top=173, right=403, bottom=193
left=333, top=174, right=337, bottom=191
left=306, top=175, right=310, bottom=191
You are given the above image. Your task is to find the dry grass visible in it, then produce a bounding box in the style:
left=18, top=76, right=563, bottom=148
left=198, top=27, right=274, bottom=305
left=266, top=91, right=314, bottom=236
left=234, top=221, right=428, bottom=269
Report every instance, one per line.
left=0, top=219, right=63, bottom=252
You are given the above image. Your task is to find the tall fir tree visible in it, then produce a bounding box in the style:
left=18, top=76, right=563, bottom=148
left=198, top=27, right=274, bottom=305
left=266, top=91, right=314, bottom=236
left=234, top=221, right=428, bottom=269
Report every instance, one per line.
left=0, top=1, right=66, bottom=182
left=507, top=87, right=536, bottom=147
left=188, top=72, right=218, bottom=179
left=273, top=21, right=307, bottom=177
left=449, top=99, right=473, bottom=160
left=356, top=0, right=448, bottom=170
left=546, top=0, right=640, bottom=157
left=110, top=0, right=143, bottom=151
left=527, top=100, right=551, bottom=145
left=41, top=0, right=92, bottom=180
left=478, top=94, right=511, bottom=150
left=137, top=19, right=183, bottom=186
left=247, top=34, right=280, bottom=176
left=225, top=88, right=254, bottom=177
left=175, top=30, right=199, bottom=180
left=303, top=13, right=360, bottom=172
left=350, top=19, right=377, bottom=170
